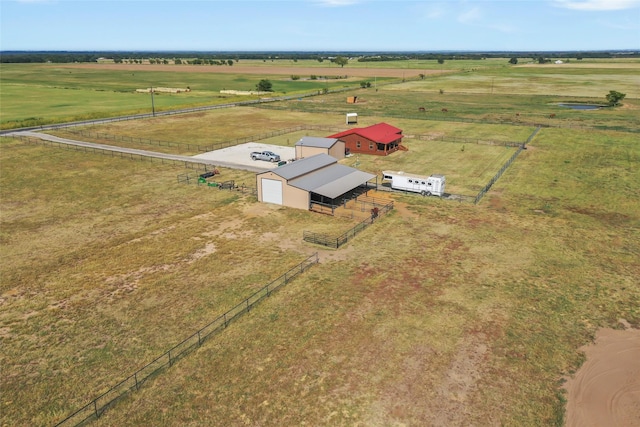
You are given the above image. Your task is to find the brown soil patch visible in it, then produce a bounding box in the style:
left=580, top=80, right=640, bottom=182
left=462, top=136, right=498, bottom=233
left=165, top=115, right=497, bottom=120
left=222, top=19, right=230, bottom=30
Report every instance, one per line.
left=62, top=63, right=431, bottom=78
left=564, top=326, right=640, bottom=427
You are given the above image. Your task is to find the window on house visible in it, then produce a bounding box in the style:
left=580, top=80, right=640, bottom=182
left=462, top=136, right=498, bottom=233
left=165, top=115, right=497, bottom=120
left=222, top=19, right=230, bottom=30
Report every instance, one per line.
left=369, top=142, right=374, bottom=150
left=356, top=141, right=361, bottom=148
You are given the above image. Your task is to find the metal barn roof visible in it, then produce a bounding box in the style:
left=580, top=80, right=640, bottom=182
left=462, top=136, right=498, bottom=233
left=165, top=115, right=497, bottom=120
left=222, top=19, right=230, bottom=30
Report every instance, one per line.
left=295, top=137, right=340, bottom=149
left=289, top=164, right=376, bottom=199
left=270, top=154, right=337, bottom=180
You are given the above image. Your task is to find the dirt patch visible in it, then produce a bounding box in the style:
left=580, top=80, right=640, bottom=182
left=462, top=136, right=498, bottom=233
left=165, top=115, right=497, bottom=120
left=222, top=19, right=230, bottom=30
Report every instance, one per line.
left=564, top=325, right=640, bottom=427
left=62, top=63, right=430, bottom=78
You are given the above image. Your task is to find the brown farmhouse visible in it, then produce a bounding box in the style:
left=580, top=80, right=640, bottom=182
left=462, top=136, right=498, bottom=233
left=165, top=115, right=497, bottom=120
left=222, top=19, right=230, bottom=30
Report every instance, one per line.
left=327, top=123, right=403, bottom=156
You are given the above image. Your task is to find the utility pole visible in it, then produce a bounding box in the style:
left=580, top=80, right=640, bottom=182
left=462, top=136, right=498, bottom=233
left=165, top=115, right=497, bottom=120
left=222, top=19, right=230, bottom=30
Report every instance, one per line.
left=151, top=86, right=155, bottom=116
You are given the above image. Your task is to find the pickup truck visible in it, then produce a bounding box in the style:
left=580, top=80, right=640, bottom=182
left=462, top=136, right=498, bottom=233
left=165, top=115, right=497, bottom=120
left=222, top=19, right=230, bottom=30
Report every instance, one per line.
left=250, top=151, right=281, bottom=162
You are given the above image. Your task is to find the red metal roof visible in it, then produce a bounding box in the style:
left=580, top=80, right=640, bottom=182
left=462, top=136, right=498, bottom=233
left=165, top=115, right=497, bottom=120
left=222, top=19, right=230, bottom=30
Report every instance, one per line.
left=328, top=123, right=402, bottom=145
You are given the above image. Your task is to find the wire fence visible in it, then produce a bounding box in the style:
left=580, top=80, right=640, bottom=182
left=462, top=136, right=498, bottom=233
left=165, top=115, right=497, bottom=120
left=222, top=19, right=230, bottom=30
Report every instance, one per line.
left=8, top=135, right=215, bottom=171
left=54, top=253, right=319, bottom=427
left=473, top=127, right=540, bottom=204
left=58, top=124, right=344, bottom=154
left=304, top=198, right=394, bottom=248
left=409, top=133, right=523, bottom=147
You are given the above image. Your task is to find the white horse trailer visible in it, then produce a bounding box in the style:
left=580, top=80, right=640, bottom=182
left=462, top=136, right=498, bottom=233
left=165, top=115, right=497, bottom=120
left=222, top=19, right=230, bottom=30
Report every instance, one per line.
left=382, top=171, right=446, bottom=196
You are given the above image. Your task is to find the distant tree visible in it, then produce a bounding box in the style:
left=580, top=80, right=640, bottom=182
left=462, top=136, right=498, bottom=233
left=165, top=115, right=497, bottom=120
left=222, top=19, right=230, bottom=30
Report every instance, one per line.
left=606, top=90, right=626, bottom=106
left=334, top=56, right=349, bottom=67
left=509, top=57, right=518, bottom=64
left=317, top=57, right=324, bottom=63
left=175, top=59, right=182, bottom=65
left=576, top=56, right=583, bottom=60
left=163, top=59, right=169, bottom=64
left=256, top=79, right=273, bottom=92
left=227, top=59, right=234, bottom=66
left=360, top=81, right=371, bottom=88
left=437, top=58, right=445, bottom=64
left=537, top=56, right=546, bottom=64
left=419, top=73, right=425, bottom=79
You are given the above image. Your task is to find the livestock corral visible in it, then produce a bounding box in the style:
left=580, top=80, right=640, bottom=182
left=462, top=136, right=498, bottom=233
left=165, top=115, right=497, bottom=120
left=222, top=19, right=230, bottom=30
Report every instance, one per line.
left=1, top=60, right=639, bottom=427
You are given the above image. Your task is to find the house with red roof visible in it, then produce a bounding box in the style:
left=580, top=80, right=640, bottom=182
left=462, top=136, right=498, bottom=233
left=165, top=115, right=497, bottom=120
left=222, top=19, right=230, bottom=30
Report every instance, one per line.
left=327, top=123, right=403, bottom=156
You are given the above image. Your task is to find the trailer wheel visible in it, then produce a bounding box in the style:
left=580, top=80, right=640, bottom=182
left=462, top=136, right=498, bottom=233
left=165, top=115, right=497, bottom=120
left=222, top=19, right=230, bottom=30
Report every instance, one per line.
left=426, top=191, right=432, bottom=196
left=421, top=190, right=427, bottom=196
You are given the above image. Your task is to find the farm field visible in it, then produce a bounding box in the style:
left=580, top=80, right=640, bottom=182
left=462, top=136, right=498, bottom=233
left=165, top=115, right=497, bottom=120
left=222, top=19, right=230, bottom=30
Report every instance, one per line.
left=1, top=59, right=639, bottom=426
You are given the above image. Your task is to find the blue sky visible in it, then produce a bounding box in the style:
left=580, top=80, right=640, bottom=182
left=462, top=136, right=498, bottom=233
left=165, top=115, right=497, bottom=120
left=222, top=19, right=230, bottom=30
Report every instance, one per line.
left=1, top=0, right=639, bottom=51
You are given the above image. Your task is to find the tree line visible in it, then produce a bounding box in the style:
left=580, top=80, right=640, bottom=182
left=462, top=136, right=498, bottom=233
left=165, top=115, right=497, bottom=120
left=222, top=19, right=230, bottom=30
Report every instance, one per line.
left=1, top=50, right=637, bottom=64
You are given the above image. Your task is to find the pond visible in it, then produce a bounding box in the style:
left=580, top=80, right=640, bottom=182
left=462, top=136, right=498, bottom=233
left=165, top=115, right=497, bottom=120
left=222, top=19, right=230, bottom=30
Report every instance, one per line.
left=558, top=103, right=603, bottom=110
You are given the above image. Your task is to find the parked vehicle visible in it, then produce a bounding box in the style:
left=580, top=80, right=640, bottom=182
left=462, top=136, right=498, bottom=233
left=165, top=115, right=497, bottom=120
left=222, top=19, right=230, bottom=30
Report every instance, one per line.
left=382, top=170, right=446, bottom=196
left=250, top=151, right=281, bottom=162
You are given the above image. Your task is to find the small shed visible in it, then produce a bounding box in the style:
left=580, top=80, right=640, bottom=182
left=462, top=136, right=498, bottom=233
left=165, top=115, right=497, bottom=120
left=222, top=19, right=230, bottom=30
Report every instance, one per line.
left=347, top=96, right=358, bottom=104
left=295, top=137, right=345, bottom=160
left=346, top=113, right=358, bottom=125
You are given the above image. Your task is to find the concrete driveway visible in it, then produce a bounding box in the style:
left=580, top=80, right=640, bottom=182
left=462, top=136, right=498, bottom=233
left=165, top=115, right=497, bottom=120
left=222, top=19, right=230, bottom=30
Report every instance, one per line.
left=192, top=142, right=296, bottom=172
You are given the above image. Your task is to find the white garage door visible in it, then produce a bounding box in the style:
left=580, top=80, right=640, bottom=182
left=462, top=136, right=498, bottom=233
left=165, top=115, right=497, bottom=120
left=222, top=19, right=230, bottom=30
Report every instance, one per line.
left=261, top=178, right=283, bottom=205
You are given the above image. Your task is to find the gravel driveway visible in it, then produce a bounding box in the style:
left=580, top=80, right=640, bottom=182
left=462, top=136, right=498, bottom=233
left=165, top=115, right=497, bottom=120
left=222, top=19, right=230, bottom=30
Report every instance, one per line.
left=192, top=142, right=296, bottom=171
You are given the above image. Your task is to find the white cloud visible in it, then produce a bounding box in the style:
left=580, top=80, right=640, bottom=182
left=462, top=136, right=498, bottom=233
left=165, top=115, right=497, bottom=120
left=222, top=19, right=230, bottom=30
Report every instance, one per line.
left=458, top=7, right=482, bottom=23
left=552, top=0, right=640, bottom=11
left=425, top=4, right=446, bottom=19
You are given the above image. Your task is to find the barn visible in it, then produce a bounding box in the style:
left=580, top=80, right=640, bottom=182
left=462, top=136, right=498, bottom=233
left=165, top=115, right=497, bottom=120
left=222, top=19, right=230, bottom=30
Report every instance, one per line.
left=327, top=123, right=403, bottom=156
left=295, top=137, right=345, bottom=160
left=256, top=153, right=376, bottom=210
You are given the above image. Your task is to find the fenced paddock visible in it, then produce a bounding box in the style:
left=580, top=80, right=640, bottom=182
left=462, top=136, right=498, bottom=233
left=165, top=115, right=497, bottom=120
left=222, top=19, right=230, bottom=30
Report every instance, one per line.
left=305, top=198, right=394, bottom=248
left=473, top=127, right=540, bottom=204
left=57, top=125, right=345, bottom=155
left=54, top=253, right=318, bottom=427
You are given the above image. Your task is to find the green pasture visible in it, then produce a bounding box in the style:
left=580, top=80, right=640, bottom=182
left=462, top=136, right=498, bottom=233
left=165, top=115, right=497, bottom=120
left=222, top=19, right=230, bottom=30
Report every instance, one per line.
left=0, top=63, right=376, bottom=129
left=270, top=86, right=640, bottom=132
left=396, top=64, right=640, bottom=98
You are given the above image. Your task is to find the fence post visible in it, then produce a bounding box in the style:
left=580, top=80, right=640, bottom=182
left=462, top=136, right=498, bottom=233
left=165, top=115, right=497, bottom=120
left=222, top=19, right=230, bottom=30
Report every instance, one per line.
left=94, top=400, right=99, bottom=418
left=135, top=372, right=139, bottom=390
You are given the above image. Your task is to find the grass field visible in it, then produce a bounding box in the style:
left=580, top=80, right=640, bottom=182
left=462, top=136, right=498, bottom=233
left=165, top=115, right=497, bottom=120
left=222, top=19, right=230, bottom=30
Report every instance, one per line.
left=1, top=59, right=639, bottom=426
